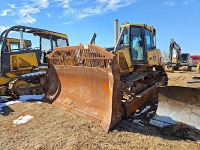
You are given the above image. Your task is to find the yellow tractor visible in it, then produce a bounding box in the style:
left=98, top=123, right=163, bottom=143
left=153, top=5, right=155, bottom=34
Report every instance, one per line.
left=42, top=20, right=168, bottom=132
left=0, top=26, right=69, bottom=98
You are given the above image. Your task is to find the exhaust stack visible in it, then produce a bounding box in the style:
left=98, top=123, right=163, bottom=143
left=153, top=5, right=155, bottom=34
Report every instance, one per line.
left=114, top=19, right=119, bottom=45
left=20, top=31, right=24, bottom=49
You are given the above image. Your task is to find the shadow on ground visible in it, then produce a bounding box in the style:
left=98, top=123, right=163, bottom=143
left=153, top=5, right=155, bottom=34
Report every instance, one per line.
left=0, top=106, right=15, bottom=116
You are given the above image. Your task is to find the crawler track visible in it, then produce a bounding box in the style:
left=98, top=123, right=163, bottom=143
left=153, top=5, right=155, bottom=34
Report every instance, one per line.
left=8, top=72, right=46, bottom=98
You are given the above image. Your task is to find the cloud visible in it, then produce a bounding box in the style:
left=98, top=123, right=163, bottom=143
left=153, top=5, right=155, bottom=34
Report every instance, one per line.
left=46, top=13, right=51, bottom=17
left=0, top=26, right=8, bottom=32
left=64, top=20, right=77, bottom=25
left=8, top=3, right=16, bottom=8
left=15, top=0, right=49, bottom=24
left=2, top=0, right=137, bottom=25
left=183, top=0, right=197, bottom=5
left=18, top=5, right=40, bottom=16
left=16, top=15, right=37, bottom=24
left=0, top=9, right=13, bottom=16
left=163, top=1, right=175, bottom=6
left=61, top=0, right=137, bottom=20
left=33, top=0, right=49, bottom=8
left=54, top=0, right=72, bottom=8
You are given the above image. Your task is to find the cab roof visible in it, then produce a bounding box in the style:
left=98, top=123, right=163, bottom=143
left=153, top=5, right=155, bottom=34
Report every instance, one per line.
left=120, top=23, right=156, bottom=36
left=1, top=26, right=68, bottom=40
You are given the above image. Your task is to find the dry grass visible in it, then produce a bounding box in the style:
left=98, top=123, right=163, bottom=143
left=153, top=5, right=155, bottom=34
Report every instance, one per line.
left=0, top=71, right=200, bottom=150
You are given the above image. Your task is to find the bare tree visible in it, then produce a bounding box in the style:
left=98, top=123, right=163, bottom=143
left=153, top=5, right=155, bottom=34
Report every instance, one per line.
left=161, top=50, right=169, bottom=63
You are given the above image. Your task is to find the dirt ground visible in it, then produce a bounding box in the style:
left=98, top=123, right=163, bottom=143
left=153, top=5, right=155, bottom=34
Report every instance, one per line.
left=0, top=70, right=200, bottom=150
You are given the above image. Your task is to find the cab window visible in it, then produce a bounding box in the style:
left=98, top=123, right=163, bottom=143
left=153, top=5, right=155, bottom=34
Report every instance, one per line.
left=41, top=38, right=56, bottom=52
left=130, top=27, right=144, bottom=61
left=10, top=42, right=20, bottom=51
left=57, top=38, right=68, bottom=47
left=145, top=29, right=154, bottom=50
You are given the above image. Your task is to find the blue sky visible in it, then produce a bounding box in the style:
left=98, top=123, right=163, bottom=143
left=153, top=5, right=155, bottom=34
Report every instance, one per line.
left=0, top=0, right=200, bottom=54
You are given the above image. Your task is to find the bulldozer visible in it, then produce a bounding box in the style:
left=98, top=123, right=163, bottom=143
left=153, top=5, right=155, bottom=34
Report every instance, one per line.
left=42, top=20, right=168, bottom=132
left=165, top=39, right=192, bottom=72
left=0, top=26, right=69, bottom=98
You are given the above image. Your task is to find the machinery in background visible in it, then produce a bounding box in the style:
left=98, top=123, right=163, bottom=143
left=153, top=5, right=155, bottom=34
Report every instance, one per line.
left=0, top=38, right=31, bottom=52
left=165, top=39, right=192, bottom=72
left=0, top=26, right=69, bottom=98
left=90, top=33, right=97, bottom=44
left=42, top=19, right=168, bottom=132
left=189, top=55, right=200, bottom=67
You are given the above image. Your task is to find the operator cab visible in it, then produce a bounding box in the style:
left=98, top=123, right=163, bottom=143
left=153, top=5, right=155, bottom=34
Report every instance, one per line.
left=0, top=26, right=69, bottom=77
left=116, top=23, right=156, bottom=64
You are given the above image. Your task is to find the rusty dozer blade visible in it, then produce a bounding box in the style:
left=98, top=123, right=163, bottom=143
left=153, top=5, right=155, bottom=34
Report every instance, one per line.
left=42, top=45, right=123, bottom=132
left=150, top=86, right=200, bottom=130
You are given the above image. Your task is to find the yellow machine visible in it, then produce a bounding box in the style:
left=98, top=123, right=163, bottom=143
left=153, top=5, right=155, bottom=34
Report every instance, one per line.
left=165, top=39, right=191, bottom=72
left=197, top=62, right=200, bottom=73
left=42, top=20, right=168, bottom=132
left=0, top=26, right=69, bottom=98
left=0, top=38, right=31, bottom=52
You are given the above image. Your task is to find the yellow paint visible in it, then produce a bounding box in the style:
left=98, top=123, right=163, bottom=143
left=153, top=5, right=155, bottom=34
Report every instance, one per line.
left=120, top=23, right=156, bottom=36
left=5, top=38, right=31, bottom=52
left=172, top=58, right=177, bottom=63
left=0, top=29, right=66, bottom=93
left=10, top=52, right=38, bottom=71
left=147, top=49, right=162, bottom=65
left=0, top=77, right=12, bottom=85
left=0, top=51, right=40, bottom=86
left=33, top=31, right=68, bottom=39
left=117, top=47, right=134, bottom=73
left=5, top=72, right=17, bottom=78
left=197, top=62, right=200, bottom=73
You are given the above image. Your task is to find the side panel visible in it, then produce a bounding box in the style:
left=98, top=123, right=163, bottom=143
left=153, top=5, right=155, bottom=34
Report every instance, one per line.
left=1, top=51, right=39, bottom=76
left=117, top=47, right=133, bottom=73
left=147, top=49, right=164, bottom=67
left=10, top=52, right=38, bottom=70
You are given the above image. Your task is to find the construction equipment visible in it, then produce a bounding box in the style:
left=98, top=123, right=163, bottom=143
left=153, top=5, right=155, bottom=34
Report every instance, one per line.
left=165, top=39, right=192, bottom=72
left=189, top=55, right=200, bottom=67
left=0, top=26, right=69, bottom=98
left=90, top=33, right=97, bottom=44
left=197, top=62, right=200, bottom=73
left=0, top=38, right=31, bottom=52
left=42, top=20, right=168, bottom=132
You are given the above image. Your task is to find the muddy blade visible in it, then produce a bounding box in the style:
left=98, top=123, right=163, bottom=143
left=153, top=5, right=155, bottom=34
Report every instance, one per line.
left=152, top=86, right=200, bottom=130
left=43, top=45, right=123, bottom=132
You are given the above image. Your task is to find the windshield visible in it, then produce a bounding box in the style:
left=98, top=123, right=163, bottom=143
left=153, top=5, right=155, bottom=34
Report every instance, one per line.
left=145, top=29, right=155, bottom=50
left=130, top=27, right=144, bottom=61
left=10, top=42, right=20, bottom=51
left=57, top=39, right=68, bottom=47
left=181, top=54, right=189, bottom=62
